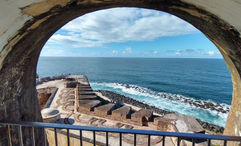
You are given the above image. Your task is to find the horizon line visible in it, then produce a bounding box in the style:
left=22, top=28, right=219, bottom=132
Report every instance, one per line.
left=39, top=56, right=223, bottom=59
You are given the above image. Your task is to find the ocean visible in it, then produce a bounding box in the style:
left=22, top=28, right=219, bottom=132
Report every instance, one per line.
left=37, top=57, right=232, bottom=127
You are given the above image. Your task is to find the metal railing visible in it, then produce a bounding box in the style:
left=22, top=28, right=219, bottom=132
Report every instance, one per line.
left=1, top=121, right=241, bottom=146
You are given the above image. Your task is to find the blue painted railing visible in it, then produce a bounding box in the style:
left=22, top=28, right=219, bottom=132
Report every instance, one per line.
left=1, top=122, right=241, bottom=146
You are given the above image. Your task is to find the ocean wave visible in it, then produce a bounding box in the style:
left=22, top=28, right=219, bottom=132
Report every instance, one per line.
left=90, top=82, right=230, bottom=127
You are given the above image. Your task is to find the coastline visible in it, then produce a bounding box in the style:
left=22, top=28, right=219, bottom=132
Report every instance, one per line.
left=37, top=75, right=224, bottom=134
left=95, top=90, right=224, bottom=134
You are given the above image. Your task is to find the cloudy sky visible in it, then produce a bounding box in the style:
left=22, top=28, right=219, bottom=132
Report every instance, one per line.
left=41, top=8, right=222, bottom=58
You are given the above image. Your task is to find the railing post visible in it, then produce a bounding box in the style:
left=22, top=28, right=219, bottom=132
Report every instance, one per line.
left=177, top=137, right=180, bottom=146
left=106, top=131, right=108, bottom=146
left=134, top=134, right=136, bottom=146
left=148, top=135, right=151, bottom=146
left=67, top=129, right=70, bottom=146
left=207, top=139, right=211, bottom=146
left=192, top=138, right=195, bottom=146
left=120, top=133, right=122, bottom=146
left=18, top=125, right=23, bottom=146
left=224, top=140, right=227, bottom=146
left=7, top=125, right=12, bottom=146
left=44, top=128, right=47, bottom=146
left=162, top=136, right=165, bottom=146
left=54, top=128, right=58, bottom=146
left=93, top=131, right=96, bottom=146
left=32, top=127, right=35, bottom=146
left=80, top=130, right=83, bottom=146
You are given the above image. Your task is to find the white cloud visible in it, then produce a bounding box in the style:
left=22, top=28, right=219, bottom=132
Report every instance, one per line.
left=40, top=47, right=65, bottom=56
left=208, top=51, right=215, bottom=55
left=175, top=51, right=181, bottom=55
left=123, top=46, right=132, bottom=54
left=112, top=50, right=118, bottom=54
left=165, top=49, right=221, bottom=58
left=153, top=50, right=158, bottom=54
left=48, top=34, right=103, bottom=47
left=49, top=8, right=199, bottom=48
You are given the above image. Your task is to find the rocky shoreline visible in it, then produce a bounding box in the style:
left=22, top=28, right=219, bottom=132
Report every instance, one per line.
left=158, top=92, right=229, bottom=114
left=96, top=83, right=230, bottom=114
left=96, top=90, right=224, bottom=134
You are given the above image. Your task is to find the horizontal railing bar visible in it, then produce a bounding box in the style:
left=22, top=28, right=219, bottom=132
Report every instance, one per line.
left=1, top=122, right=241, bottom=141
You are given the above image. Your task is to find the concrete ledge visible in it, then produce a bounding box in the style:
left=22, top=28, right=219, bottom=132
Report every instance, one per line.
left=111, top=106, right=131, bottom=121
left=94, top=103, right=116, bottom=117
left=131, top=109, right=153, bottom=126
left=77, top=100, right=101, bottom=114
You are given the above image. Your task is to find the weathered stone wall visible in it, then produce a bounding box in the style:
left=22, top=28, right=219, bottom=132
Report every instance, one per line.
left=37, top=87, right=57, bottom=109
left=46, top=129, right=101, bottom=146
left=0, top=0, right=241, bottom=145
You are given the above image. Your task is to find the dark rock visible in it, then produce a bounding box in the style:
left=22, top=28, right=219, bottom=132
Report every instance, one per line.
left=96, top=90, right=171, bottom=115
left=196, top=119, right=224, bottom=133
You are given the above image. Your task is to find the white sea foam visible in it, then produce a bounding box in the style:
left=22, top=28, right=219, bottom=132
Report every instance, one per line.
left=90, top=82, right=230, bottom=127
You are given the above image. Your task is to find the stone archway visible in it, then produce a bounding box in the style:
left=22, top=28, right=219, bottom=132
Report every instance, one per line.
left=0, top=0, right=241, bottom=145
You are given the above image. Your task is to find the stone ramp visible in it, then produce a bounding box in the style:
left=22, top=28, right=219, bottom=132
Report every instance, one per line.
left=131, top=109, right=153, bottom=126
left=112, top=105, right=132, bottom=121
left=160, top=114, right=208, bottom=145
left=94, top=103, right=116, bottom=117
left=153, top=117, right=177, bottom=132
left=163, top=113, right=204, bottom=133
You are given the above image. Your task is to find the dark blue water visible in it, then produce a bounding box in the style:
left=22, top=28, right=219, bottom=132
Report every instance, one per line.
left=37, top=57, right=232, bottom=126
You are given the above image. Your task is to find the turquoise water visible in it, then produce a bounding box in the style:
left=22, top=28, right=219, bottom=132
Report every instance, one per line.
left=37, top=57, right=232, bottom=127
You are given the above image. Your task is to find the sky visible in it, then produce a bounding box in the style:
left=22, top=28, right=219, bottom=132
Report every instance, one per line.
left=40, top=8, right=222, bottom=58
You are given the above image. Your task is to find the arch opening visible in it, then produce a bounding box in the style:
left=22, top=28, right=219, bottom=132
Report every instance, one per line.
left=0, top=1, right=241, bottom=145
left=38, top=7, right=232, bottom=129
